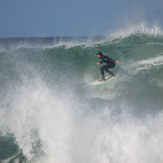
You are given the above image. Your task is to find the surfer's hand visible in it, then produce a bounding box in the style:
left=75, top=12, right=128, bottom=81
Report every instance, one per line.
left=116, top=61, right=119, bottom=64
left=97, top=62, right=100, bottom=65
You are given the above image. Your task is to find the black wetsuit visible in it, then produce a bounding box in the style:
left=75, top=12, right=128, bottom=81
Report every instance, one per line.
left=99, top=55, right=115, bottom=78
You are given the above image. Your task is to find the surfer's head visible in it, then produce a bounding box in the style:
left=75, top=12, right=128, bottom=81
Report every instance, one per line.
left=97, top=51, right=102, bottom=58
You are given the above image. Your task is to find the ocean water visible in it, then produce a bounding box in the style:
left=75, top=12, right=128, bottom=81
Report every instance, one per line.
left=1, top=26, right=163, bottom=163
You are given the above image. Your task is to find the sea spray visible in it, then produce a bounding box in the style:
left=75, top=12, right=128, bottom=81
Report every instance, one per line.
left=0, top=27, right=163, bottom=162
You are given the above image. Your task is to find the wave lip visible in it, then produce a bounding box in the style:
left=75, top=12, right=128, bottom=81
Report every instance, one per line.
left=109, top=23, right=162, bottom=39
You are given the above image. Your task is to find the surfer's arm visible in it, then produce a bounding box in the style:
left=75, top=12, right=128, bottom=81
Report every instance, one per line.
left=116, top=61, right=120, bottom=64
left=97, top=60, right=103, bottom=64
left=100, top=60, right=104, bottom=64
left=107, top=57, right=115, bottom=63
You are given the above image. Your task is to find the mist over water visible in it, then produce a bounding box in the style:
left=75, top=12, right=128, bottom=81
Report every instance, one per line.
left=0, top=25, right=163, bottom=163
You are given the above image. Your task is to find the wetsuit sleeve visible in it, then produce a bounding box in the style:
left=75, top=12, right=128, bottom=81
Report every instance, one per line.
left=100, top=60, right=104, bottom=64
left=107, top=57, right=115, bottom=62
left=99, top=56, right=105, bottom=64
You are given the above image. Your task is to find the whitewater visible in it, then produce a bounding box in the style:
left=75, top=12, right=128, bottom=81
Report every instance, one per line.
left=0, top=25, right=163, bottom=163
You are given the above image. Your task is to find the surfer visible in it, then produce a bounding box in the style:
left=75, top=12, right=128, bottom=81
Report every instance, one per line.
left=96, top=51, right=119, bottom=81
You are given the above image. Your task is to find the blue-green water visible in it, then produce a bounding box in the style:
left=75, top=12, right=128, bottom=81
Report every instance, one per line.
left=1, top=28, right=163, bottom=163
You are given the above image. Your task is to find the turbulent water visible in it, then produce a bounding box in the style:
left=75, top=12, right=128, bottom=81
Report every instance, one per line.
left=1, top=27, right=163, bottom=163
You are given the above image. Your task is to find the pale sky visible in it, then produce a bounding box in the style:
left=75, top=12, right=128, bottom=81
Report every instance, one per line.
left=0, top=0, right=163, bottom=38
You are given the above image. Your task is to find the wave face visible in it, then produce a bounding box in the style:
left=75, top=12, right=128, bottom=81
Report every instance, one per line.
left=1, top=30, right=163, bottom=163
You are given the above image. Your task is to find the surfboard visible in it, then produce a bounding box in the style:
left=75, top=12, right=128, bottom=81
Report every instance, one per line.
left=91, top=75, right=116, bottom=86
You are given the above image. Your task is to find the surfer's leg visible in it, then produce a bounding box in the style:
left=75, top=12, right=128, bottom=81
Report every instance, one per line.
left=103, top=65, right=115, bottom=76
left=100, top=66, right=105, bottom=80
left=105, top=68, right=115, bottom=76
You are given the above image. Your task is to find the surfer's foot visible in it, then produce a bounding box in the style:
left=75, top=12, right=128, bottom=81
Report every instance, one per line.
left=111, top=73, right=115, bottom=76
left=99, top=78, right=106, bottom=82
left=110, top=74, right=115, bottom=77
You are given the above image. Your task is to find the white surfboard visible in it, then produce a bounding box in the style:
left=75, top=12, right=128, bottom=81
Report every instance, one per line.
left=91, top=75, right=116, bottom=86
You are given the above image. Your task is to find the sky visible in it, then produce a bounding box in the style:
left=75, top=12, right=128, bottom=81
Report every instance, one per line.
left=0, top=0, right=163, bottom=38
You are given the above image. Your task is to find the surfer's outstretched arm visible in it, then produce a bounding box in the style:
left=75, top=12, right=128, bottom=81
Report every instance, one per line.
left=116, top=61, right=120, bottom=64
